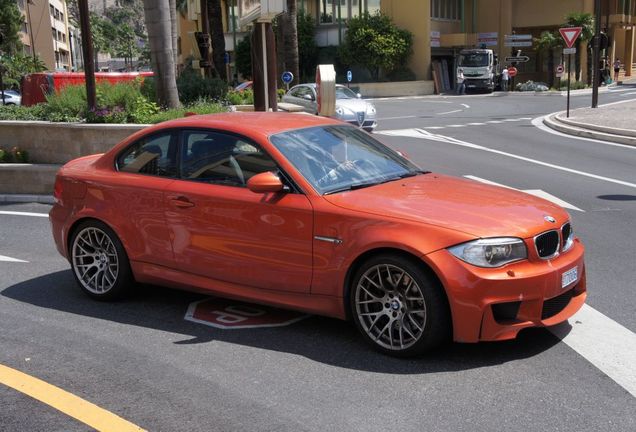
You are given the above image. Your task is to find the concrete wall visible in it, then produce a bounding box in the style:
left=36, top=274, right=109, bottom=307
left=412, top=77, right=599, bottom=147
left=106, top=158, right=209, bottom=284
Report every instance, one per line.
left=0, top=122, right=147, bottom=164
left=382, top=0, right=432, bottom=80
left=356, top=80, right=434, bottom=97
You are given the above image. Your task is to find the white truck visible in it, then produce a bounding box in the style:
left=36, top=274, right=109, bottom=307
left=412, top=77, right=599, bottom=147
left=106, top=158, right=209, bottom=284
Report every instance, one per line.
left=457, top=49, right=498, bottom=93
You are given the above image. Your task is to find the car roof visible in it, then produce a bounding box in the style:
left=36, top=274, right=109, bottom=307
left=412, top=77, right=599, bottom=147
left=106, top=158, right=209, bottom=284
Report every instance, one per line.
left=146, top=112, right=345, bottom=137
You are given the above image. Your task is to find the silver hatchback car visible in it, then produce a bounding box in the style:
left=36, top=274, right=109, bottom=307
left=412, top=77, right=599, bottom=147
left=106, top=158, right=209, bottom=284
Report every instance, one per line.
left=282, top=84, right=377, bottom=132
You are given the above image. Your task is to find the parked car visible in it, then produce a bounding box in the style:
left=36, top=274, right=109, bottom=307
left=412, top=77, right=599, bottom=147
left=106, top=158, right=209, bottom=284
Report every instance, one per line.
left=50, top=112, right=586, bottom=356
left=282, top=84, right=377, bottom=132
left=234, top=81, right=253, bottom=92
left=0, top=90, right=21, bottom=106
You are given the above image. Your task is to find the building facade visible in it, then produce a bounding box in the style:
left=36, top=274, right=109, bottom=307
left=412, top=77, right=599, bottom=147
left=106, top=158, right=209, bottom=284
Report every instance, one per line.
left=18, top=0, right=74, bottom=71
left=180, top=0, right=635, bottom=85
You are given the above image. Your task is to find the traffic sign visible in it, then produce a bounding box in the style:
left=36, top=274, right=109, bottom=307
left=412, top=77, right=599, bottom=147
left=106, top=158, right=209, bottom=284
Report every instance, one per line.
left=504, top=41, right=533, bottom=47
left=507, top=66, right=518, bottom=78
left=504, top=34, right=532, bottom=40
left=185, top=297, right=308, bottom=329
left=281, top=71, right=294, bottom=84
left=504, top=56, right=530, bottom=63
left=346, top=70, right=353, bottom=82
left=563, top=47, right=576, bottom=55
left=556, top=64, right=564, bottom=73
left=559, top=27, right=582, bottom=48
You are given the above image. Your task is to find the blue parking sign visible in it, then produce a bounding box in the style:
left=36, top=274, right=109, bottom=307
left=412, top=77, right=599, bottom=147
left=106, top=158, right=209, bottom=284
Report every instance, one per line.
left=346, top=70, right=353, bottom=82
left=281, top=71, right=294, bottom=84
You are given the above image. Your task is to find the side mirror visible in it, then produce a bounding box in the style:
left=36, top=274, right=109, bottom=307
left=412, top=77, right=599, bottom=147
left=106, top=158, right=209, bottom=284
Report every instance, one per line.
left=247, top=171, right=286, bottom=194
left=356, top=93, right=362, bottom=99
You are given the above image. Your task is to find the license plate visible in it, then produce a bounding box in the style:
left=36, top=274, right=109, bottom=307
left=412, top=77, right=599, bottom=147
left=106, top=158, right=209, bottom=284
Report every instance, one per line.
left=561, top=267, right=578, bottom=288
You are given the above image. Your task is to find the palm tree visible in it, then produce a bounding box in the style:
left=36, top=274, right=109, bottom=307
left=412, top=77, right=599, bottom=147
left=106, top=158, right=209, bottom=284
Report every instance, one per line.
left=169, top=0, right=178, bottom=74
left=283, top=0, right=299, bottom=86
left=208, top=0, right=227, bottom=80
left=142, top=0, right=180, bottom=107
left=563, top=12, right=594, bottom=83
left=535, top=31, right=562, bottom=88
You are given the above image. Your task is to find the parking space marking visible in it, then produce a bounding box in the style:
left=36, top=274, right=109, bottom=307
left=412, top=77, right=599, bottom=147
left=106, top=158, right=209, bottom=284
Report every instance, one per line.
left=550, top=305, right=636, bottom=398
left=377, top=128, right=636, bottom=189
left=0, top=364, right=146, bottom=431
left=0, top=211, right=49, bottom=218
left=0, top=255, right=28, bottom=263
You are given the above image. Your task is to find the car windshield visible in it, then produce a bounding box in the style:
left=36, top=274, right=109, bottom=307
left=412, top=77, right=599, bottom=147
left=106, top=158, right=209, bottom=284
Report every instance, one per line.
left=270, top=125, right=424, bottom=194
left=335, top=86, right=358, bottom=99
left=459, top=53, right=489, bottom=67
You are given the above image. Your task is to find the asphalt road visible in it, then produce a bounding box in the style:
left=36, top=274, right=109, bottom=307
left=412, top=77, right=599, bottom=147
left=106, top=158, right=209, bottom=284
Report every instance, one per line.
left=1, top=88, right=635, bottom=431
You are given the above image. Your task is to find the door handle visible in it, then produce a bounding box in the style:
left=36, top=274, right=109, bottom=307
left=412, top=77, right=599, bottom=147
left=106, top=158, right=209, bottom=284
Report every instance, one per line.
left=168, top=196, right=195, bottom=208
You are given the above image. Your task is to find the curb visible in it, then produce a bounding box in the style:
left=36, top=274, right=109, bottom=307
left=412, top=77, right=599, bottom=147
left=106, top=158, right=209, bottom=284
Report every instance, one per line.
left=555, top=114, right=636, bottom=138
left=543, top=114, right=636, bottom=146
left=0, top=194, right=55, bottom=204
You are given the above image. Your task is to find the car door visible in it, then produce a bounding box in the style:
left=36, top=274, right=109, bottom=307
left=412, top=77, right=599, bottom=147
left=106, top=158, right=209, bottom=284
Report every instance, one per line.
left=164, top=129, right=314, bottom=293
left=111, top=131, right=178, bottom=267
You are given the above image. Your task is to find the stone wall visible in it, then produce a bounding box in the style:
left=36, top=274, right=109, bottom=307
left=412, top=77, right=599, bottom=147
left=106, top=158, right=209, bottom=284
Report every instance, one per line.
left=355, top=81, right=435, bottom=98
left=0, top=121, right=147, bottom=164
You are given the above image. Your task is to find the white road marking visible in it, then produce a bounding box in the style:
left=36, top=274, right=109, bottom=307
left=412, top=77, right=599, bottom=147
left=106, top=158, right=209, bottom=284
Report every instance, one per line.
left=377, top=128, right=636, bottom=189
left=0, top=211, right=49, bottom=218
left=0, top=255, right=28, bottom=263
left=461, top=103, right=470, bottom=108
left=377, top=115, right=419, bottom=121
left=550, top=304, right=636, bottom=398
left=467, top=122, right=486, bottom=126
left=464, top=176, right=584, bottom=211
left=437, top=109, right=463, bottom=115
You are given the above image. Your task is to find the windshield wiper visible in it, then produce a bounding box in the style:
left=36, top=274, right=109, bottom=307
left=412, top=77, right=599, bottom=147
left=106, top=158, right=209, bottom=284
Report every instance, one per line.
left=324, top=181, right=383, bottom=195
left=398, top=169, right=430, bottom=178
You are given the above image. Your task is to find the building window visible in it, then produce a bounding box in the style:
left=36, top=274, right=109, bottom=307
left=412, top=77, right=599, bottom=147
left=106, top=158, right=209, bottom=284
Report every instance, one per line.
left=320, top=0, right=382, bottom=25
left=52, top=27, right=57, bottom=40
left=21, top=22, right=28, bottom=33
left=18, top=0, right=25, bottom=10
left=431, top=0, right=461, bottom=21
left=50, top=5, right=55, bottom=16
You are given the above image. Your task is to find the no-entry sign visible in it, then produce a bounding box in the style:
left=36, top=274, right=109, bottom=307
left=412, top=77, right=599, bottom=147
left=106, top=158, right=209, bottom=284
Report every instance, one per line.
left=185, top=297, right=309, bottom=329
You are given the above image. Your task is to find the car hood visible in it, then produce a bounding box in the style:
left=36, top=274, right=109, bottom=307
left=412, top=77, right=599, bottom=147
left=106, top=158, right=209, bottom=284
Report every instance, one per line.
left=323, top=173, right=569, bottom=238
left=336, top=98, right=371, bottom=112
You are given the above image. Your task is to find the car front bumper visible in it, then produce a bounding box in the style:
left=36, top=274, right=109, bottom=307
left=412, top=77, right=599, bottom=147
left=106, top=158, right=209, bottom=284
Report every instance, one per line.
left=424, top=239, right=586, bottom=343
left=465, top=78, right=494, bottom=90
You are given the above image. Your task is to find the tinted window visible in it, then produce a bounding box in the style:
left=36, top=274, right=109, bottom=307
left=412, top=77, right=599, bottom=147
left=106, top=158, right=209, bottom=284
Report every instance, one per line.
left=181, top=131, right=277, bottom=187
left=118, top=133, right=177, bottom=177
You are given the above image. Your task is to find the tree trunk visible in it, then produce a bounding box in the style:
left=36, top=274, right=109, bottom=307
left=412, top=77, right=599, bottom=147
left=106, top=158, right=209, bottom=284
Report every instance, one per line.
left=575, top=40, right=582, bottom=82
left=208, top=0, right=227, bottom=80
left=142, top=0, right=180, bottom=108
left=283, top=0, right=299, bottom=86
left=169, top=0, right=178, bottom=75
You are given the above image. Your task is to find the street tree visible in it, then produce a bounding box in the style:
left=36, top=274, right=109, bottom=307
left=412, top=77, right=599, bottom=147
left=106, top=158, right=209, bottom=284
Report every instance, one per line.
left=340, top=12, right=413, bottom=81
left=142, top=0, right=180, bottom=107
left=563, top=12, right=594, bottom=83
left=282, top=0, right=299, bottom=86
left=1, top=52, right=46, bottom=89
left=0, top=0, right=23, bottom=54
left=535, top=31, right=562, bottom=89
left=297, top=11, right=318, bottom=82
left=208, top=0, right=227, bottom=79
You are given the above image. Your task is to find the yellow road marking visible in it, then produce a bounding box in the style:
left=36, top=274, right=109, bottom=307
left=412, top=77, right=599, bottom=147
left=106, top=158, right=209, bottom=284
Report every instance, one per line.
left=0, top=364, right=146, bottom=432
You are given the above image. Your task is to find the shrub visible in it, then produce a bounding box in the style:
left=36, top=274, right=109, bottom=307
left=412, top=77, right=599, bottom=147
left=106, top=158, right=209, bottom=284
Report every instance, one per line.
left=0, top=147, right=29, bottom=163
left=225, top=89, right=254, bottom=105
left=44, top=84, right=86, bottom=122
left=387, top=66, right=416, bottom=82
left=134, top=101, right=227, bottom=124
left=177, top=70, right=228, bottom=104
left=235, top=36, right=252, bottom=80
left=0, top=104, right=47, bottom=121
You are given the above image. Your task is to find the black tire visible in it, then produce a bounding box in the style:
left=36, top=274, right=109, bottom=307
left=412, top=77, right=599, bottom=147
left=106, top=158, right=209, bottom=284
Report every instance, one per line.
left=350, top=254, right=451, bottom=357
left=69, top=220, right=134, bottom=300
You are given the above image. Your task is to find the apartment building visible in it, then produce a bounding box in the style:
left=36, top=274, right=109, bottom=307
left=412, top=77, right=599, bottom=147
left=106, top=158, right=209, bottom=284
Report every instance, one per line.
left=180, top=0, right=635, bottom=84
left=17, top=0, right=74, bottom=71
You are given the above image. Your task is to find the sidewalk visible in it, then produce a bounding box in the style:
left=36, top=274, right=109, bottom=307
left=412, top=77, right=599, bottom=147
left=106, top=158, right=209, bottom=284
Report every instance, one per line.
left=543, top=80, right=636, bottom=146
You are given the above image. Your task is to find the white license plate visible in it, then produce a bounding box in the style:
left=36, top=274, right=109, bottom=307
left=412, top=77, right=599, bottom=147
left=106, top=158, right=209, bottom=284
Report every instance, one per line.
left=561, top=267, right=578, bottom=288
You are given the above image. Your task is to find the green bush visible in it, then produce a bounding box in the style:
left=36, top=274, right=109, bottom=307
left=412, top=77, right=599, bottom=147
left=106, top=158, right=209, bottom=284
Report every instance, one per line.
left=134, top=101, right=227, bottom=124
left=177, top=70, right=228, bottom=104
left=387, top=66, right=416, bottom=82
left=44, top=84, right=86, bottom=122
left=225, top=89, right=254, bottom=105
left=0, top=104, right=47, bottom=121
left=0, top=147, right=29, bottom=163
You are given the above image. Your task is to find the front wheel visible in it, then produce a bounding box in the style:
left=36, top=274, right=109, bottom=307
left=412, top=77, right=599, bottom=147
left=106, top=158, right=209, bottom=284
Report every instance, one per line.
left=70, top=220, right=134, bottom=300
left=350, top=254, right=450, bottom=356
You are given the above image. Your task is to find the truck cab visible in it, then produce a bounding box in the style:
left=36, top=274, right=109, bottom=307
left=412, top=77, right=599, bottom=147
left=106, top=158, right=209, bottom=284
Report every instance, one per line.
left=458, top=49, right=497, bottom=93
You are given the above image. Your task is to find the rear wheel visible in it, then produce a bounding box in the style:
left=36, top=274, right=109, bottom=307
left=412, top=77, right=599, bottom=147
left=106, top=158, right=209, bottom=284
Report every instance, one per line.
left=70, top=220, right=134, bottom=300
left=350, top=254, right=450, bottom=356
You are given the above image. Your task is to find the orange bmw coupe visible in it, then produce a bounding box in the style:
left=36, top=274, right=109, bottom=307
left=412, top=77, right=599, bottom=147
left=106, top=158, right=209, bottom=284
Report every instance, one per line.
left=50, top=112, right=586, bottom=356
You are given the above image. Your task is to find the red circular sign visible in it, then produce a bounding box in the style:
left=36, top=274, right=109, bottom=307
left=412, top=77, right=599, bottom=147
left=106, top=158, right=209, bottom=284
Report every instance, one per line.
left=185, top=297, right=308, bottom=329
left=508, top=67, right=518, bottom=78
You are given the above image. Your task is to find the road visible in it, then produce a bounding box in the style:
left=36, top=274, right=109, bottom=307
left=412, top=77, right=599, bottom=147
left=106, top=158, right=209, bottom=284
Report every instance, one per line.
left=1, top=88, right=635, bottom=431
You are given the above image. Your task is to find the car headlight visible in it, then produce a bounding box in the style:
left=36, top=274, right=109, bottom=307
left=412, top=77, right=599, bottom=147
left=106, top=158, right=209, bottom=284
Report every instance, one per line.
left=448, top=237, right=527, bottom=268
left=562, top=223, right=574, bottom=252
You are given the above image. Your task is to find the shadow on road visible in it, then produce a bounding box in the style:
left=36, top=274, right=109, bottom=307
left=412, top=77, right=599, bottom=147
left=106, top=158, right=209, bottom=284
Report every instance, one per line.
left=2, top=270, right=564, bottom=374
left=597, top=194, right=636, bottom=201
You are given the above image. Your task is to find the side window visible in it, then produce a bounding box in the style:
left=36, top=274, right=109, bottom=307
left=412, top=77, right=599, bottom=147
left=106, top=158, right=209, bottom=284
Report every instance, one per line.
left=181, top=131, right=277, bottom=187
left=117, top=133, right=177, bottom=177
